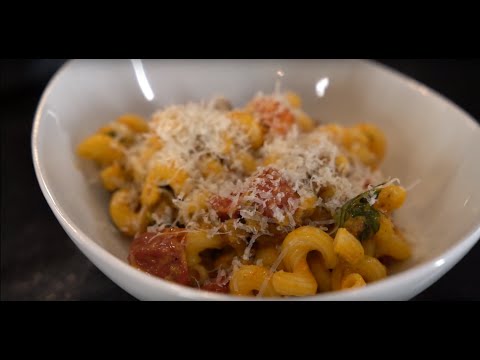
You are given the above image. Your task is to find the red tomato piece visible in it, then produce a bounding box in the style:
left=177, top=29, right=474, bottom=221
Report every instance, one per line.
left=128, top=228, right=190, bottom=285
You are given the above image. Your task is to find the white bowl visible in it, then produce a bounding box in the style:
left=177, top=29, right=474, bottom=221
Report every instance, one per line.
left=32, top=59, right=480, bottom=300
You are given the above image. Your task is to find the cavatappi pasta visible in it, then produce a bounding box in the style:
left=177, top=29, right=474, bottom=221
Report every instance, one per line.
left=77, top=90, right=411, bottom=297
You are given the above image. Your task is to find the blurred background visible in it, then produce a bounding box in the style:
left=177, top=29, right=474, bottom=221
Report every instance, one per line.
left=1, top=59, right=479, bottom=301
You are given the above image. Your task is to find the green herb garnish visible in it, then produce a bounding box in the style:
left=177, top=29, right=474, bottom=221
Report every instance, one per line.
left=334, top=184, right=384, bottom=241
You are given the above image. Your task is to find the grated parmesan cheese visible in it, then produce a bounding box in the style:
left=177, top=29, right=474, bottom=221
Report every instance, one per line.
left=120, top=91, right=391, bottom=271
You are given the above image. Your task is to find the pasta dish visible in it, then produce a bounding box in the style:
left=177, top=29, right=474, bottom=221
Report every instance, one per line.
left=77, top=90, right=411, bottom=297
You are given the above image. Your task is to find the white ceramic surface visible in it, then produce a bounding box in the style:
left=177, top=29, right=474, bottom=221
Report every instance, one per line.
left=32, top=59, right=480, bottom=300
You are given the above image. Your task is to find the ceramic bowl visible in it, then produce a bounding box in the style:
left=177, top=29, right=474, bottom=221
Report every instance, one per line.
left=32, top=59, right=480, bottom=300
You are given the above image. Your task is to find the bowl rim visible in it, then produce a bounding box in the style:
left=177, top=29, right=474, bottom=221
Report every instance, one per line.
left=32, top=59, right=480, bottom=300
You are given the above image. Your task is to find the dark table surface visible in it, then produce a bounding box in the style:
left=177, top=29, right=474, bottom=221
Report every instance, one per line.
left=1, top=59, right=479, bottom=301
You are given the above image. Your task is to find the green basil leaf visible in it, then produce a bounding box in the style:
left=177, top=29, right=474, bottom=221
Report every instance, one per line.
left=334, top=183, right=384, bottom=241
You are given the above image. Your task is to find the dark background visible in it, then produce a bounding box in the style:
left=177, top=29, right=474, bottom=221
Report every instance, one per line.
left=1, top=59, right=479, bottom=301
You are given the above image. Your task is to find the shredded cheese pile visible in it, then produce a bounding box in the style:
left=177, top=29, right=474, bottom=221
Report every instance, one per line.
left=122, top=92, right=386, bottom=270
